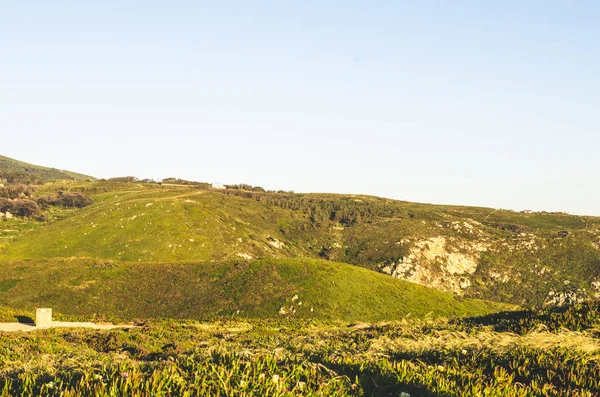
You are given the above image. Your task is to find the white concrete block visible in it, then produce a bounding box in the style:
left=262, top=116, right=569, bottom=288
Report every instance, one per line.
left=36, top=308, right=52, bottom=328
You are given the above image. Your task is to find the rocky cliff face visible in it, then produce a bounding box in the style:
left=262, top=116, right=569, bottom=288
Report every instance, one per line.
left=381, top=236, right=482, bottom=294
left=377, top=221, right=600, bottom=306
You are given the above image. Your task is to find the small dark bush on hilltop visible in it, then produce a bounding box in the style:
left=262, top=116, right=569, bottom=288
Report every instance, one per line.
left=101, top=176, right=159, bottom=184
left=0, top=198, right=42, bottom=218
left=37, top=192, right=93, bottom=209
left=225, top=184, right=266, bottom=192
left=161, top=178, right=211, bottom=189
left=106, top=176, right=139, bottom=183
left=494, top=223, right=530, bottom=234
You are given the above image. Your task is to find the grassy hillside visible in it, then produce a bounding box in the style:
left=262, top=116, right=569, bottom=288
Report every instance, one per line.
left=2, top=186, right=310, bottom=262
left=0, top=154, right=95, bottom=184
left=2, top=180, right=600, bottom=307
left=0, top=258, right=508, bottom=321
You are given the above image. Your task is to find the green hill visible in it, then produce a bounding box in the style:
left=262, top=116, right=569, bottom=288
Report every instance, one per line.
left=2, top=180, right=599, bottom=308
left=1, top=153, right=599, bottom=313
left=2, top=185, right=309, bottom=262
left=0, top=154, right=95, bottom=184
left=0, top=257, right=509, bottom=321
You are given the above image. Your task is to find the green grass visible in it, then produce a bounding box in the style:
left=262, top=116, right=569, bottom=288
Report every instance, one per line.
left=0, top=304, right=600, bottom=396
left=2, top=180, right=600, bottom=307
left=1, top=187, right=311, bottom=262
left=0, top=258, right=509, bottom=321
left=2, top=159, right=600, bottom=395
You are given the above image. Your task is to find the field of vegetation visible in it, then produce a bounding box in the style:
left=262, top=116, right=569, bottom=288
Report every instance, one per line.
left=2, top=178, right=599, bottom=307
left=1, top=156, right=600, bottom=395
left=1, top=302, right=600, bottom=396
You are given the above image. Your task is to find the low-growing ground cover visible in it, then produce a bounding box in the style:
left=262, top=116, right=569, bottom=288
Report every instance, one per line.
left=1, top=303, right=600, bottom=396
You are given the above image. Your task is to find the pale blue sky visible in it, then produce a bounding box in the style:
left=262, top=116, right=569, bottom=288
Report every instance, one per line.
left=1, top=1, right=599, bottom=215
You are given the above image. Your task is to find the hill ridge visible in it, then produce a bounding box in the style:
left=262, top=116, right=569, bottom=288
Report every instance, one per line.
left=0, top=154, right=95, bottom=184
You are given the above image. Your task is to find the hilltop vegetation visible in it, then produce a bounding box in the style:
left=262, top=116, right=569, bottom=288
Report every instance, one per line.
left=2, top=154, right=600, bottom=395
left=1, top=154, right=599, bottom=323
left=1, top=178, right=599, bottom=308
left=0, top=155, right=94, bottom=184
left=0, top=178, right=511, bottom=323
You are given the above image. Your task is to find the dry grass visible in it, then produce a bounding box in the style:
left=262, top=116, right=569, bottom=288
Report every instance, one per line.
left=369, top=325, right=600, bottom=357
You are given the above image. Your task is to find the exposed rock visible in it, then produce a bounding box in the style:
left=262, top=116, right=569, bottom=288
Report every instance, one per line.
left=267, top=238, right=285, bottom=249
left=544, top=289, right=588, bottom=307
left=381, top=236, right=486, bottom=294
left=459, top=277, right=471, bottom=289
left=489, top=271, right=511, bottom=283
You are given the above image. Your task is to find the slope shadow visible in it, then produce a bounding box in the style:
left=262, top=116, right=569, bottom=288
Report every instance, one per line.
left=15, top=316, right=35, bottom=324
left=315, top=360, right=442, bottom=397
left=456, top=301, right=600, bottom=334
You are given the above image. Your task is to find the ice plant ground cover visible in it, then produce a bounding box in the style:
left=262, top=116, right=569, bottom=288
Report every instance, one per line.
left=1, top=302, right=600, bottom=396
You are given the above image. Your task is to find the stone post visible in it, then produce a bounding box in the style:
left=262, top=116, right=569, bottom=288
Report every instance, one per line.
left=35, top=308, right=52, bottom=328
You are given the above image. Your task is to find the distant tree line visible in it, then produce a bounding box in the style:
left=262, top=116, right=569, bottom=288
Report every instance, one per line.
left=218, top=190, right=405, bottom=226
left=161, top=178, right=211, bottom=189
left=104, top=176, right=140, bottom=183
left=224, top=184, right=266, bottom=192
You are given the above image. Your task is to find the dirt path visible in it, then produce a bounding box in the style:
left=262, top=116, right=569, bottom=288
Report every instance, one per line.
left=0, top=322, right=136, bottom=332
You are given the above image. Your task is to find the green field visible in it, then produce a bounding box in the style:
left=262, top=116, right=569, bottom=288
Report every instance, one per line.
left=1, top=302, right=600, bottom=396
left=2, top=179, right=599, bottom=308
left=0, top=258, right=509, bottom=321
left=1, top=156, right=600, bottom=395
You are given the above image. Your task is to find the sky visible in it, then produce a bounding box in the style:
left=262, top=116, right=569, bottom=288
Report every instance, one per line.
left=1, top=1, right=599, bottom=215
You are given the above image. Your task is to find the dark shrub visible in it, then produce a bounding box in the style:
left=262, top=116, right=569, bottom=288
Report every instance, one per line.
left=0, top=184, right=35, bottom=199
left=0, top=199, right=41, bottom=217
left=107, top=176, right=138, bottom=183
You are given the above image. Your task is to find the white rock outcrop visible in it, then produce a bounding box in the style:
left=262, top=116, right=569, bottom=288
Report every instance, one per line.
left=381, top=236, right=486, bottom=294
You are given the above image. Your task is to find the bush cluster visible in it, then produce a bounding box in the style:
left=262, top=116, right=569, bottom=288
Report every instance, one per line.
left=0, top=198, right=41, bottom=218
left=224, top=183, right=266, bottom=192
left=220, top=190, right=404, bottom=226
left=0, top=184, right=36, bottom=199
left=37, top=192, right=93, bottom=209
left=161, top=178, right=211, bottom=189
